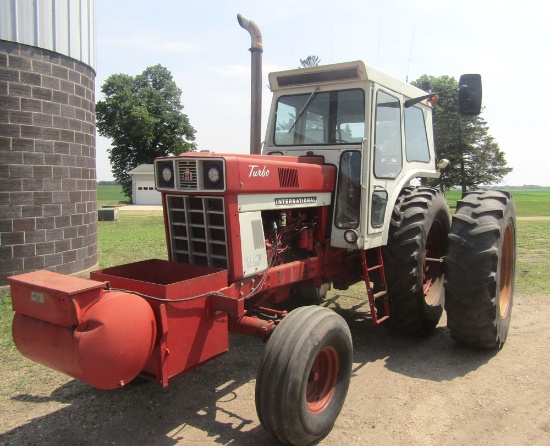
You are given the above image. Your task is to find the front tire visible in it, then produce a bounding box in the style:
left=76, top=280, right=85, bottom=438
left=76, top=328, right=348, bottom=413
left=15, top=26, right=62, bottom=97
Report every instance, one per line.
left=381, top=187, right=451, bottom=335
left=445, top=190, right=516, bottom=348
left=255, top=306, right=352, bottom=445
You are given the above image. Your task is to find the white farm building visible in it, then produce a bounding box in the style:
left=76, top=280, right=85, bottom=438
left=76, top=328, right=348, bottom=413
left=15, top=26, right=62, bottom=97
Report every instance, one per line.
left=128, top=164, right=161, bottom=205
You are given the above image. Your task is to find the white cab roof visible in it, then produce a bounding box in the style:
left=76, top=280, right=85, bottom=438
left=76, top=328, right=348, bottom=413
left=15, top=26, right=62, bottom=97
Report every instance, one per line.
left=269, top=60, right=427, bottom=100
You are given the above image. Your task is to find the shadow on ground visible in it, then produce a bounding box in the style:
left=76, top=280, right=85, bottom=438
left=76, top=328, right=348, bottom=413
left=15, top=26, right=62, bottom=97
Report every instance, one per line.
left=0, top=292, right=496, bottom=445
left=326, top=293, right=496, bottom=382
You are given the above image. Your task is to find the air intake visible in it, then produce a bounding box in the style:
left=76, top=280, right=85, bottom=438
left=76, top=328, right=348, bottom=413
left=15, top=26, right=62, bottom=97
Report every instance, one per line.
left=278, top=167, right=299, bottom=188
left=276, top=67, right=360, bottom=87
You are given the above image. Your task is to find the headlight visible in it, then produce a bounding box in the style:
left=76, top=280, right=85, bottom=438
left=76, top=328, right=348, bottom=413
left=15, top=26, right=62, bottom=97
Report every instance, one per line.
left=162, top=167, right=173, bottom=182
left=207, top=166, right=221, bottom=184
left=156, top=161, right=175, bottom=188
left=203, top=160, right=224, bottom=190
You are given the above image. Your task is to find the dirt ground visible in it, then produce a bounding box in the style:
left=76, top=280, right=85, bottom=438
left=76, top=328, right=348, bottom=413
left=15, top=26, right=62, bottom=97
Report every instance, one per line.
left=1, top=285, right=549, bottom=446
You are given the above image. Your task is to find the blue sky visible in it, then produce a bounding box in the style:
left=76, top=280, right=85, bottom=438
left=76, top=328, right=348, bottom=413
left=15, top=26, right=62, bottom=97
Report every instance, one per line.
left=95, top=0, right=548, bottom=186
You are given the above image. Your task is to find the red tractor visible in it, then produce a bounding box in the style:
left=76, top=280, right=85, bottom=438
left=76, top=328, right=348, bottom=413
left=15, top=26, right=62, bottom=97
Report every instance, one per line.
left=8, top=15, right=515, bottom=446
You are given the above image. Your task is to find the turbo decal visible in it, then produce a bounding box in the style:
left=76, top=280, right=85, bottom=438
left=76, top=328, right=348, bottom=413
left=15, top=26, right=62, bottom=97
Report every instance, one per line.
left=248, top=165, right=270, bottom=178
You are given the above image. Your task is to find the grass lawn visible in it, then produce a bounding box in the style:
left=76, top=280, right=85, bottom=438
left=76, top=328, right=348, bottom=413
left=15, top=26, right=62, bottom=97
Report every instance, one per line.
left=97, top=211, right=167, bottom=268
left=97, top=185, right=130, bottom=209
left=0, top=296, right=13, bottom=360
left=516, top=220, right=550, bottom=295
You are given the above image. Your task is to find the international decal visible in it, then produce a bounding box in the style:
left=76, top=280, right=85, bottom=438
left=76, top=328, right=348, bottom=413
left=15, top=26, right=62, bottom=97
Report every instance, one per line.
left=275, top=197, right=317, bottom=206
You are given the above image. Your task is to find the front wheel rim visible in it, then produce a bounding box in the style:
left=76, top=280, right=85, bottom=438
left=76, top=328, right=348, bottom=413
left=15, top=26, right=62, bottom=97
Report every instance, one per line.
left=306, top=346, right=339, bottom=414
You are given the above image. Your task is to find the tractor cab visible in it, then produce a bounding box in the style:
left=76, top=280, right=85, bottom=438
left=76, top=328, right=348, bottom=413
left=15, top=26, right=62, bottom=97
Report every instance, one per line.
left=263, top=61, right=441, bottom=249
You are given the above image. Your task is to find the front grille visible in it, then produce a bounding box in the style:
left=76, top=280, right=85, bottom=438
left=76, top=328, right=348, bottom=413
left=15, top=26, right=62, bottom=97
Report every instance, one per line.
left=177, top=160, right=198, bottom=189
left=166, top=195, right=228, bottom=269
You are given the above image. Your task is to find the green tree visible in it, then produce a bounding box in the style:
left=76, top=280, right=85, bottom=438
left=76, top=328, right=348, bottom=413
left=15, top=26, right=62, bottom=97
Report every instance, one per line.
left=96, top=64, right=196, bottom=199
left=300, top=55, right=321, bottom=68
left=412, top=75, right=511, bottom=194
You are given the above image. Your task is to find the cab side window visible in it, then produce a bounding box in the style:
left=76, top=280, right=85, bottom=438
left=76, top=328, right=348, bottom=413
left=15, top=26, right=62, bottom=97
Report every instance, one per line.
left=374, top=91, right=402, bottom=179
left=404, top=106, right=430, bottom=162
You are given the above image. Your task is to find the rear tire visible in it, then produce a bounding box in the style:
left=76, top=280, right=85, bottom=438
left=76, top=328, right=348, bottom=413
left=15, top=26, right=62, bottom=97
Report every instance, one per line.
left=380, top=187, right=451, bottom=335
left=445, top=190, right=516, bottom=348
left=287, top=283, right=330, bottom=309
left=255, top=306, right=352, bottom=445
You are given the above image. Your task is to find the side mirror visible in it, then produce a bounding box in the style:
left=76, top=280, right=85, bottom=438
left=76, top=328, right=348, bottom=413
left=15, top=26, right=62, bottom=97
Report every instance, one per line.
left=458, top=74, right=482, bottom=116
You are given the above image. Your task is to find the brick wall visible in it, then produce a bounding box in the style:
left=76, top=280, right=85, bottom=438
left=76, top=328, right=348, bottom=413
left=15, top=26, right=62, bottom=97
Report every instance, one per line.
left=0, top=40, right=98, bottom=286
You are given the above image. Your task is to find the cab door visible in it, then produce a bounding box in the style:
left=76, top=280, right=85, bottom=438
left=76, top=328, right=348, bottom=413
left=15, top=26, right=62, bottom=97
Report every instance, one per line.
left=366, top=87, right=404, bottom=236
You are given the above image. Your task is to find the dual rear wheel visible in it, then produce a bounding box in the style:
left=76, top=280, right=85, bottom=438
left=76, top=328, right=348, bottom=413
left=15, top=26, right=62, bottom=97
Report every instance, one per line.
left=381, top=187, right=516, bottom=348
left=445, top=190, right=516, bottom=348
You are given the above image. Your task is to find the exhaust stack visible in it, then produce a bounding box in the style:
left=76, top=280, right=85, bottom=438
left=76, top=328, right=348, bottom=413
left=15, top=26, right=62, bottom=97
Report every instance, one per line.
left=237, top=14, right=263, bottom=155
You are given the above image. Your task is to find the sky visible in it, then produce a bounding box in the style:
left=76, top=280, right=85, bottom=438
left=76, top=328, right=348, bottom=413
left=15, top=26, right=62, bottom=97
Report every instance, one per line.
left=95, top=0, right=549, bottom=186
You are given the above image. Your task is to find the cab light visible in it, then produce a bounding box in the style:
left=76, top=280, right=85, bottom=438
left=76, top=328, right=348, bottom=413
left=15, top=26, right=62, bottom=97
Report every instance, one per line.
left=344, top=230, right=357, bottom=244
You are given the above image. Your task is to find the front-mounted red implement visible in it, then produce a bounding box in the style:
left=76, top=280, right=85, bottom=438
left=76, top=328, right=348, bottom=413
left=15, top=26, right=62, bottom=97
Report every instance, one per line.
left=10, top=270, right=157, bottom=389
left=9, top=259, right=238, bottom=389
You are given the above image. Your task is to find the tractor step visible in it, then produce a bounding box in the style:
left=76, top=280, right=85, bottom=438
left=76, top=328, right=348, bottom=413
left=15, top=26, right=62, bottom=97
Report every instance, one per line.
left=360, top=248, right=389, bottom=324
left=366, top=263, right=383, bottom=272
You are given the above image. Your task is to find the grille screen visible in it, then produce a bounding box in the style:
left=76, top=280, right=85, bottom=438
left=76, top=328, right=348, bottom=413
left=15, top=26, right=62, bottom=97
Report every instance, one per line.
left=166, top=195, right=228, bottom=269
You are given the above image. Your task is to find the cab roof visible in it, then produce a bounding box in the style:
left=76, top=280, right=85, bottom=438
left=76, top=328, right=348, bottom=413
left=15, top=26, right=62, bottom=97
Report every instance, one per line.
left=268, top=60, right=427, bottom=101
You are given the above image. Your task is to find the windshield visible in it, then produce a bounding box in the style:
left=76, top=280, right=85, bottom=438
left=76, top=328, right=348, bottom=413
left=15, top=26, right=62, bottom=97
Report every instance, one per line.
left=274, top=89, right=365, bottom=146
